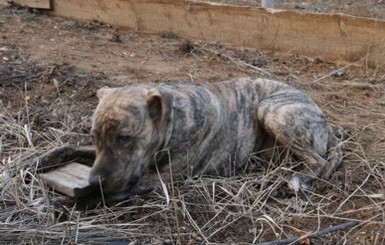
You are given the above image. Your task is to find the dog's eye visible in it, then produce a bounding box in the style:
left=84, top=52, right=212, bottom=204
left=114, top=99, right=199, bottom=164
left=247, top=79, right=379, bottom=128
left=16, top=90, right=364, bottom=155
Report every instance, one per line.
left=117, top=135, right=131, bottom=144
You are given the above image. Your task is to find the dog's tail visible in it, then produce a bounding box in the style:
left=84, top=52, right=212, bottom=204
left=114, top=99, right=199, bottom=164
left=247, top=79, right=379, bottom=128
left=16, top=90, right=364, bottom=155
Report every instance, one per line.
left=323, top=126, right=344, bottom=179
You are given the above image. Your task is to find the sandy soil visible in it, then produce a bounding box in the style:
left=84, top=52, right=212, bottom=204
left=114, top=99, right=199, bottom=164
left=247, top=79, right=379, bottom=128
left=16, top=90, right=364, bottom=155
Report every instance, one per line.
left=211, top=0, right=385, bottom=20
left=0, top=2, right=385, bottom=244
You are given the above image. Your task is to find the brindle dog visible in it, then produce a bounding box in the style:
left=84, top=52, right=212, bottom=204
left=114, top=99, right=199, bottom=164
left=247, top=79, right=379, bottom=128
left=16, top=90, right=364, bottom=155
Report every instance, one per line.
left=89, top=77, right=343, bottom=199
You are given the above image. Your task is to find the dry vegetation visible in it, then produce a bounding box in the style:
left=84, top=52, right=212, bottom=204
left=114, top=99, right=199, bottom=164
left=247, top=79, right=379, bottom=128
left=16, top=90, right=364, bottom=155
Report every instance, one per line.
left=1, top=2, right=385, bottom=245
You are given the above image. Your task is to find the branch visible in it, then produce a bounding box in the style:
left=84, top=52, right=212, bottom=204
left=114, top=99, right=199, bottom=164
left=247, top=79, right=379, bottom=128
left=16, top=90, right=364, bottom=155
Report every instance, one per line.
left=257, top=221, right=359, bottom=245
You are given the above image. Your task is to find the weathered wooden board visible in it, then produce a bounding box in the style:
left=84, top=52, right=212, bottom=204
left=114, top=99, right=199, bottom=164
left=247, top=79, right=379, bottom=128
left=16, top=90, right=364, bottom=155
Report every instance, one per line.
left=42, top=0, right=385, bottom=67
left=6, top=0, right=51, bottom=9
left=39, top=162, right=96, bottom=197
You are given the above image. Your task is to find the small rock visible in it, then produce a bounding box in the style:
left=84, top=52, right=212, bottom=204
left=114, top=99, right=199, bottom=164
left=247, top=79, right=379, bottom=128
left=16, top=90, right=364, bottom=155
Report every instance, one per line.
left=294, top=5, right=306, bottom=10
left=163, top=239, right=172, bottom=245
left=332, top=70, right=347, bottom=77
left=111, top=30, right=122, bottom=43
left=252, top=58, right=266, bottom=67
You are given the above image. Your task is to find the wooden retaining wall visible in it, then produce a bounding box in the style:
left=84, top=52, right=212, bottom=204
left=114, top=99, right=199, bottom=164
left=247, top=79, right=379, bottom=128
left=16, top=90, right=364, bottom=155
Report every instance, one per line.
left=2, top=0, right=385, bottom=67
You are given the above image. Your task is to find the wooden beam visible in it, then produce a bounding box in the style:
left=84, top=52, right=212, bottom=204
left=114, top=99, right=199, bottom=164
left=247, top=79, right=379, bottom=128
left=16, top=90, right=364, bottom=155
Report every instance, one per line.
left=39, top=162, right=96, bottom=198
left=44, top=0, right=385, bottom=67
left=9, top=0, right=52, bottom=9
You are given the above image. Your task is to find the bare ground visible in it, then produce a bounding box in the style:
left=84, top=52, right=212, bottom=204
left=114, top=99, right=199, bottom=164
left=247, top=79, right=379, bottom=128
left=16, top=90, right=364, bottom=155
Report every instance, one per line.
left=1, top=2, right=385, bottom=245
left=211, top=0, right=385, bottom=20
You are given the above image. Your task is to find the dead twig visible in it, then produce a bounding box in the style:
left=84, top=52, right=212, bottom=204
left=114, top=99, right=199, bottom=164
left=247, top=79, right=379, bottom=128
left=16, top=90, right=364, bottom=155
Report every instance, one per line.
left=257, top=221, right=359, bottom=245
left=312, top=56, right=367, bottom=83
left=0, top=74, right=30, bottom=82
left=0, top=72, right=45, bottom=83
left=200, top=47, right=273, bottom=77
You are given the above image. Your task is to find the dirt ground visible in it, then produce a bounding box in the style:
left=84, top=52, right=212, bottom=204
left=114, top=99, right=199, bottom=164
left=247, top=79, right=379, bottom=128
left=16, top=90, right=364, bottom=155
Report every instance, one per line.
left=212, top=0, right=385, bottom=19
left=1, top=2, right=385, bottom=245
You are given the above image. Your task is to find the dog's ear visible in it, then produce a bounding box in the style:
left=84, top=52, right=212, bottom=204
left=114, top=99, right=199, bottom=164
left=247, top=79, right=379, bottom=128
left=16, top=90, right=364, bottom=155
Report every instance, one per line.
left=96, top=86, right=112, bottom=100
left=146, top=91, right=172, bottom=127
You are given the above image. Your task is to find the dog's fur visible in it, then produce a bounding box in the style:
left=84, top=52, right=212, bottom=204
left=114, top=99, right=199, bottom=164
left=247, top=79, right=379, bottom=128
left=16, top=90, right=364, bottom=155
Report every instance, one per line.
left=89, top=77, right=342, bottom=199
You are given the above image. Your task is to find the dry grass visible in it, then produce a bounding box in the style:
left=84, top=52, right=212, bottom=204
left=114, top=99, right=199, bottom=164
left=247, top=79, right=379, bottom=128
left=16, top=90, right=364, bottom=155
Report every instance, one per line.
left=1, top=77, right=385, bottom=245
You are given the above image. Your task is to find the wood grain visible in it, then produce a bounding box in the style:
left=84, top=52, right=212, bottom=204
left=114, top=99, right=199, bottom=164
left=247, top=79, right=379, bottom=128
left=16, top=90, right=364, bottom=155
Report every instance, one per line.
left=39, top=162, right=96, bottom=197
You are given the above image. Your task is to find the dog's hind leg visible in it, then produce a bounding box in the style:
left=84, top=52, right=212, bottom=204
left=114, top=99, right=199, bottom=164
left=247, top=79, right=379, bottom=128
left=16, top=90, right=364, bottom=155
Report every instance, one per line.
left=256, top=92, right=340, bottom=191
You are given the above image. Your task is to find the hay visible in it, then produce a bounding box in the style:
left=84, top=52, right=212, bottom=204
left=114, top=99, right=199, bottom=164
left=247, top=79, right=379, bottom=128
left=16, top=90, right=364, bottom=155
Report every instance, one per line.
left=1, top=80, right=384, bottom=244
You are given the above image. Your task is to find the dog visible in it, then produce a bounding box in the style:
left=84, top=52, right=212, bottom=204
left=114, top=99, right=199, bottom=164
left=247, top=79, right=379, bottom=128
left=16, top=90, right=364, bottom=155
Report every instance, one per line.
left=89, top=77, right=343, bottom=199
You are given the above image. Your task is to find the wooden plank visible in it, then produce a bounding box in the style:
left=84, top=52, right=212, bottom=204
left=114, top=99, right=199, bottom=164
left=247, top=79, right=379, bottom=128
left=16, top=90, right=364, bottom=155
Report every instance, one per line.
left=13, top=0, right=51, bottom=9
left=39, top=162, right=96, bottom=197
left=44, top=0, right=385, bottom=67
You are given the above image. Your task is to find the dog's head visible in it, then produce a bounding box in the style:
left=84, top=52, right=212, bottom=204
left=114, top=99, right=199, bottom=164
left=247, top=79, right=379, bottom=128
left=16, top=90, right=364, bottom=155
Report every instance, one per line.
left=89, top=85, right=171, bottom=199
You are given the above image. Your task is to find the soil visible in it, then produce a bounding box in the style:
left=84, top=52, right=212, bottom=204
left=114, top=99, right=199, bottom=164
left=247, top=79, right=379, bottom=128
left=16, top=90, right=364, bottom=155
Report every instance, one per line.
left=211, top=0, right=385, bottom=20
left=0, top=2, right=385, bottom=245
